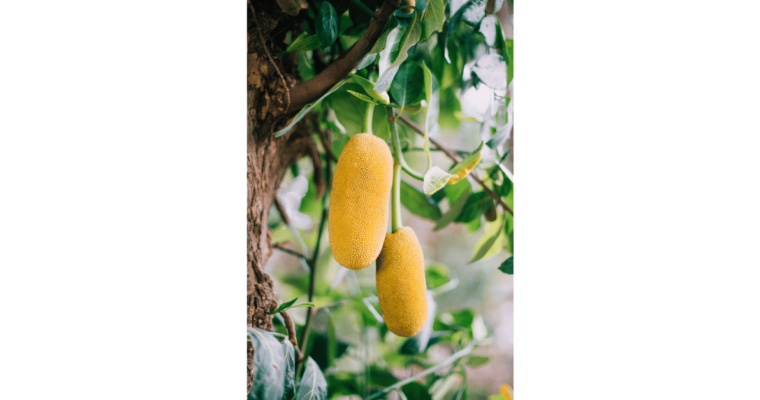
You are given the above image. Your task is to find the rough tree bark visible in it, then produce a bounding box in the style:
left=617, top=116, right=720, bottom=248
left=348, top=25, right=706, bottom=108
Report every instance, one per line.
left=246, top=0, right=398, bottom=392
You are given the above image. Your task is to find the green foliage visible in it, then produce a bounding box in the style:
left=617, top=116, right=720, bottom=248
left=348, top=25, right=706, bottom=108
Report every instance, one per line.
left=499, top=256, right=513, bottom=274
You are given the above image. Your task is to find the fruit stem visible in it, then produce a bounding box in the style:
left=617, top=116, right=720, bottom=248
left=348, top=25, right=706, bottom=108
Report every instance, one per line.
left=388, top=109, right=425, bottom=181
left=363, top=102, right=374, bottom=134
left=391, top=162, right=402, bottom=233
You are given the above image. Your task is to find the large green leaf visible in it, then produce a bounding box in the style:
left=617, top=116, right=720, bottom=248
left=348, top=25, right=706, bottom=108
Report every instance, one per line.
left=350, top=73, right=390, bottom=104
left=329, top=83, right=390, bottom=138
left=248, top=328, right=287, bottom=400
left=317, top=2, right=339, bottom=47
left=274, top=80, right=348, bottom=137
left=375, top=12, right=423, bottom=92
left=296, top=358, right=328, bottom=400
left=420, top=0, right=445, bottom=41
left=400, top=180, right=442, bottom=221
left=390, top=62, right=425, bottom=108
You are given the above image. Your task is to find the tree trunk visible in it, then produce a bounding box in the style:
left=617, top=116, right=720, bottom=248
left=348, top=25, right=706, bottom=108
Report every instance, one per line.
left=246, top=1, right=312, bottom=391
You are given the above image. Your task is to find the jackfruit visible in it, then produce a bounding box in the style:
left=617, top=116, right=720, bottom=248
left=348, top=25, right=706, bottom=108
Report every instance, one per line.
left=328, top=133, right=393, bottom=270
left=376, top=227, right=428, bottom=337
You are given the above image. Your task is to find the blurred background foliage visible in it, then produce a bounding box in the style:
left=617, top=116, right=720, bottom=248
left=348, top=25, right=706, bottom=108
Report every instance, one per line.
left=251, top=0, right=513, bottom=398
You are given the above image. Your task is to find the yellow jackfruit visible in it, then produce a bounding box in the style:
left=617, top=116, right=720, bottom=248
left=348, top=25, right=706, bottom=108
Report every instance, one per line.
left=328, top=133, right=393, bottom=270
left=376, top=227, right=428, bottom=337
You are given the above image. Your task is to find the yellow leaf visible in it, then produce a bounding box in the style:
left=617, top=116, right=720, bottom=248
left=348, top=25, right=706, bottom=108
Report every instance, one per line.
left=500, top=384, right=513, bottom=400
left=447, top=152, right=482, bottom=184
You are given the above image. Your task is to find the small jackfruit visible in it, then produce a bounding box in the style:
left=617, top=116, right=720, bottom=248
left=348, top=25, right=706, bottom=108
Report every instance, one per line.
left=376, top=227, right=428, bottom=337
left=328, top=133, right=393, bottom=270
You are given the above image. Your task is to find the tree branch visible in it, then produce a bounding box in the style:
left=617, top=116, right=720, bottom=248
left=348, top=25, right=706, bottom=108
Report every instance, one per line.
left=286, top=0, right=399, bottom=113
left=398, top=116, right=514, bottom=216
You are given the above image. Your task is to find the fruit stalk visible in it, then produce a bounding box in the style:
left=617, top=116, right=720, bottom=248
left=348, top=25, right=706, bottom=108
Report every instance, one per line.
left=391, top=162, right=402, bottom=233
left=363, top=102, right=374, bottom=135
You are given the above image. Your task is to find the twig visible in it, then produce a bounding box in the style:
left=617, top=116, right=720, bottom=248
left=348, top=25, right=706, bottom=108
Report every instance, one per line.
left=249, top=1, right=291, bottom=114
left=272, top=242, right=311, bottom=263
left=280, top=310, right=299, bottom=349
left=364, top=341, right=478, bottom=400
left=273, top=198, right=291, bottom=226
left=287, top=0, right=399, bottom=113
left=398, top=116, right=514, bottom=216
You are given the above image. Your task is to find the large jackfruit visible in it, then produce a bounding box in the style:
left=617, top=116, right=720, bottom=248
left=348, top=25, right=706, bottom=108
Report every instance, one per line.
left=376, top=227, right=428, bottom=337
left=328, top=133, right=393, bottom=270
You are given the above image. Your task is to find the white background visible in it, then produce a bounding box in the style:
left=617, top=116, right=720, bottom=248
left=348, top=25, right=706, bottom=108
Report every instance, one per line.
left=1, top=0, right=759, bottom=399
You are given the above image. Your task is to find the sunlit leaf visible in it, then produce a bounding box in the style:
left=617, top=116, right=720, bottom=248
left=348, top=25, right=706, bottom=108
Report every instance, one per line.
left=347, top=90, right=381, bottom=105
left=284, top=32, right=322, bottom=53
left=470, top=214, right=507, bottom=263
left=420, top=0, right=445, bottom=40
left=448, top=141, right=484, bottom=184
left=375, top=12, right=423, bottom=92
left=423, top=166, right=452, bottom=195
left=350, top=73, right=390, bottom=104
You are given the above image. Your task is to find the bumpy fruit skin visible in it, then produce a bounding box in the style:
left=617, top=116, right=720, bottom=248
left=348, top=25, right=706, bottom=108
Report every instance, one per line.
left=328, top=133, right=393, bottom=270
left=376, top=227, right=428, bottom=337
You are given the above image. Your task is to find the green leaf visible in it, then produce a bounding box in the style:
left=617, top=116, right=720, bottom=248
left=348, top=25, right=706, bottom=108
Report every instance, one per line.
left=499, top=256, right=513, bottom=274
left=282, top=339, right=296, bottom=400
left=356, top=53, right=377, bottom=70
left=421, top=63, right=440, bottom=156
left=248, top=328, right=287, bottom=400
left=420, top=0, right=445, bottom=41
left=284, top=32, right=322, bottom=53
left=296, top=358, right=328, bottom=400
left=269, top=297, right=298, bottom=315
left=347, top=90, right=381, bottom=105
left=329, top=83, right=389, bottom=138
left=375, top=12, right=423, bottom=92
left=434, top=185, right=471, bottom=231
left=317, top=2, right=339, bottom=47
left=269, top=298, right=316, bottom=315
left=400, top=180, right=442, bottom=220
left=423, top=167, right=452, bottom=195
left=454, top=191, right=491, bottom=223
left=451, top=309, right=475, bottom=330
left=349, top=73, right=390, bottom=104
left=470, top=214, right=507, bottom=263
left=402, top=382, right=432, bottom=400
left=466, top=355, right=490, bottom=367
left=390, top=62, right=425, bottom=108
left=369, top=16, right=400, bottom=54
left=274, top=80, right=348, bottom=137
left=425, top=263, right=450, bottom=289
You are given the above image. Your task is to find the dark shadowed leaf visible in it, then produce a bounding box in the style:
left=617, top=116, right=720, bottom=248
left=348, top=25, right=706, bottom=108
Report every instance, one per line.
left=454, top=191, right=491, bottom=223
left=296, top=358, right=328, bottom=400
left=390, top=62, right=425, bottom=108
left=400, top=180, right=442, bottom=220
left=402, top=382, right=432, bottom=400
left=317, top=2, right=339, bottom=47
